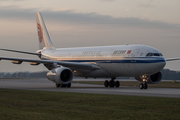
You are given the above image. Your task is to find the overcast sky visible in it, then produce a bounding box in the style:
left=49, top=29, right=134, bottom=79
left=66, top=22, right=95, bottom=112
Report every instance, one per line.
left=0, top=0, right=180, bottom=72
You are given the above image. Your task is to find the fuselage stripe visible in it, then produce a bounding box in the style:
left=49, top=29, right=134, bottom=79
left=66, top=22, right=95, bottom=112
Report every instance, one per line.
left=61, top=60, right=165, bottom=63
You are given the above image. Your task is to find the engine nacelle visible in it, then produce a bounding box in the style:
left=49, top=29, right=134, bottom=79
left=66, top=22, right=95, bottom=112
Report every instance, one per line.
left=148, top=71, right=162, bottom=84
left=135, top=71, right=162, bottom=84
left=47, top=67, right=73, bottom=84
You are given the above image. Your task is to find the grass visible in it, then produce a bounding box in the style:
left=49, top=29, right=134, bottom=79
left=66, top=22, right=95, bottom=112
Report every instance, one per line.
left=0, top=89, right=180, bottom=120
left=73, top=81, right=180, bottom=88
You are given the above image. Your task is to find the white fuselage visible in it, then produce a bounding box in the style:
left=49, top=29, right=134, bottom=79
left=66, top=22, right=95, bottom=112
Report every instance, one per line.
left=40, top=45, right=166, bottom=78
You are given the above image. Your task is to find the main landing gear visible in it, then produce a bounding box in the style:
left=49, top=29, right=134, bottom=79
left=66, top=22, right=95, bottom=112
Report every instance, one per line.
left=56, top=83, right=71, bottom=88
left=139, top=75, right=148, bottom=89
left=104, top=78, right=120, bottom=88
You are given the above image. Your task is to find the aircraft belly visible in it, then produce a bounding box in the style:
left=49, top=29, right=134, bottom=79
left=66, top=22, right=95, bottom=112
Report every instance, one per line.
left=96, top=62, right=165, bottom=77
left=96, top=63, right=132, bottom=77
left=133, top=63, right=165, bottom=75
left=73, top=68, right=110, bottom=78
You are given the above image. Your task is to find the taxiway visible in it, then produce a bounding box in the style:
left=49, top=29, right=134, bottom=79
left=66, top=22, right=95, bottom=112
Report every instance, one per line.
left=0, top=78, right=180, bottom=98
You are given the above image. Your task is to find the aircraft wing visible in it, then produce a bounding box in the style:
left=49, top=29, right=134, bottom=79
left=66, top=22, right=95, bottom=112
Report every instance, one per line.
left=166, top=58, right=180, bottom=61
left=0, top=48, right=40, bottom=56
left=0, top=57, right=100, bottom=70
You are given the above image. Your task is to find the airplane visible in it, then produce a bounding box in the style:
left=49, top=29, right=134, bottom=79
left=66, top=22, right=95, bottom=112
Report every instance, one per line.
left=0, top=12, right=180, bottom=89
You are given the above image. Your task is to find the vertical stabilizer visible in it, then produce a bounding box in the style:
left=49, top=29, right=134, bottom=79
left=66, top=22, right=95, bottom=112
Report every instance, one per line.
left=36, top=12, right=55, bottom=49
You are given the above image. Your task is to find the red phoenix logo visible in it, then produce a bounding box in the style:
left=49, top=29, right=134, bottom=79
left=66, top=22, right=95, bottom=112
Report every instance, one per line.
left=37, top=23, right=43, bottom=43
left=127, top=50, right=132, bottom=54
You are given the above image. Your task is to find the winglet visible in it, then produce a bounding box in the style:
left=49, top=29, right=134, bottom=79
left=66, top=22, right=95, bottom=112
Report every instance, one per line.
left=36, top=12, right=55, bottom=49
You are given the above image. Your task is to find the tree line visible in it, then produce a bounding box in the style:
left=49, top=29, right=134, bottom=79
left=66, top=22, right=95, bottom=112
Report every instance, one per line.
left=0, top=69, right=180, bottom=80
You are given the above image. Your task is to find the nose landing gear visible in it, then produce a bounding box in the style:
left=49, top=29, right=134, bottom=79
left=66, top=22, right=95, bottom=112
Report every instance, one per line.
left=139, top=83, right=148, bottom=89
left=139, top=75, right=148, bottom=89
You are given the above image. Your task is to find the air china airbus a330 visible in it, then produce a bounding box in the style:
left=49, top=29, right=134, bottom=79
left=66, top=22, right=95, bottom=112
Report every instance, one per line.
left=0, top=12, right=179, bottom=89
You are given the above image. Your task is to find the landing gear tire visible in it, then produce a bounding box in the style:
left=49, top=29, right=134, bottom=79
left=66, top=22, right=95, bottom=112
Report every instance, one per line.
left=115, top=81, right=120, bottom=87
left=104, top=77, right=119, bottom=88
left=104, top=80, right=109, bottom=87
left=56, top=83, right=60, bottom=88
left=109, top=80, right=115, bottom=87
left=61, top=84, right=67, bottom=88
left=139, top=83, right=144, bottom=89
left=139, top=83, right=148, bottom=89
left=56, top=83, right=71, bottom=88
left=143, top=83, right=148, bottom=89
left=67, top=83, right=71, bottom=88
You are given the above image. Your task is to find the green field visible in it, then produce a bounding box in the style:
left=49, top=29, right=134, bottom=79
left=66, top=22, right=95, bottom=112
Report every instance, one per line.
left=0, top=89, right=180, bottom=120
left=73, top=81, right=180, bottom=88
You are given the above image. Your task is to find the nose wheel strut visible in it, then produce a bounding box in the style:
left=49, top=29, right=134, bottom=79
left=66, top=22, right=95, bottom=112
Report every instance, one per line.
left=139, top=75, right=148, bottom=89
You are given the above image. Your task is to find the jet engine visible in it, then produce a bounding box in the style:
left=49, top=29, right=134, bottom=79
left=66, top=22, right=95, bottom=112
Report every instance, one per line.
left=47, top=67, right=73, bottom=84
left=135, top=71, right=162, bottom=84
left=148, top=71, right=162, bottom=84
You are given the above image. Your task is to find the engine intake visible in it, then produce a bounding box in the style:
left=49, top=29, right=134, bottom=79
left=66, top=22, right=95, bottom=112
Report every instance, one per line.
left=148, top=72, right=162, bottom=84
left=47, top=67, right=73, bottom=84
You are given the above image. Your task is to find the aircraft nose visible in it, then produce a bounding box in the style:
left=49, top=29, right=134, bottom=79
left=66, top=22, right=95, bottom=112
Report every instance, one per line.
left=157, top=57, right=166, bottom=70
left=150, top=57, right=166, bottom=73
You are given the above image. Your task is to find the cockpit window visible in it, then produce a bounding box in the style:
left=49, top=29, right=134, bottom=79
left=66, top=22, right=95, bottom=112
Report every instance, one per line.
left=153, top=53, right=160, bottom=56
left=146, top=53, right=153, bottom=56
left=146, top=53, right=163, bottom=57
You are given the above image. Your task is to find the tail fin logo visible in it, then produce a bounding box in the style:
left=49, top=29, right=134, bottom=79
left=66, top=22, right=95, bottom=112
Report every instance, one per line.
left=37, top=23, right=43, bottom=43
